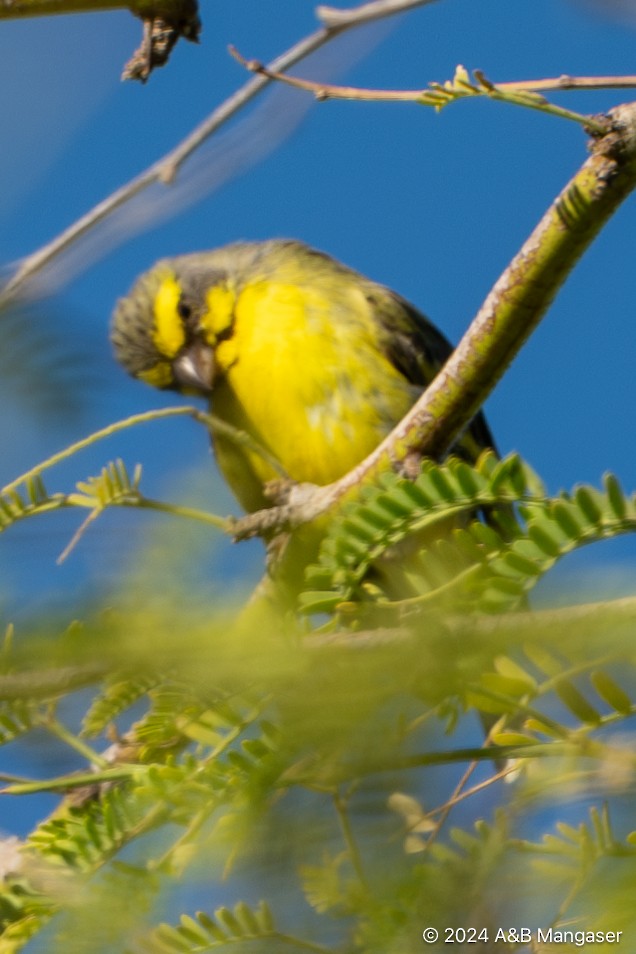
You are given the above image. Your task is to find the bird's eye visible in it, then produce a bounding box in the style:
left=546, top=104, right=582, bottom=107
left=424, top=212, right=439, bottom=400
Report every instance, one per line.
left=177, top=300, right=192, bottom=321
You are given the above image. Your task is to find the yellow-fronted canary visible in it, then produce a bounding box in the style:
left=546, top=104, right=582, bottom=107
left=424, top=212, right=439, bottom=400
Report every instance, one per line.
left=111, top=239, right=495, bottom=512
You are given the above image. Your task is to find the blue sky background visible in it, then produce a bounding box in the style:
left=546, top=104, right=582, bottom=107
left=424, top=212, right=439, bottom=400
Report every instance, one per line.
left=0, top=0, right=636, bottom=936
left=1, top=0, right=636, bottom=618
left=1, top=0, right=636, bottom=865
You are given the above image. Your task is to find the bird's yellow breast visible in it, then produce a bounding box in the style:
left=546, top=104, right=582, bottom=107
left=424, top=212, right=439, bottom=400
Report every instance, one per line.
left=208, top=279, right=417, bottom=506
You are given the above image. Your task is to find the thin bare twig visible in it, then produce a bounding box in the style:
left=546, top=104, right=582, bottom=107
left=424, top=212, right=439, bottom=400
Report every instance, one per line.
left=229, top=56, right=636, bottom=102
left=230, top=51, right=608, bottom=132
left=0, top=406, right=198, bottom=499
left=0, top=0, right=433, bottom=308
left=498, top=73, right=636, bottom=93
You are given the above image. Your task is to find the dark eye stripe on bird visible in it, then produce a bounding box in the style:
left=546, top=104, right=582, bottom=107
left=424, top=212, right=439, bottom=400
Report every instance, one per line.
left=111, top=239, right=497, bottom=513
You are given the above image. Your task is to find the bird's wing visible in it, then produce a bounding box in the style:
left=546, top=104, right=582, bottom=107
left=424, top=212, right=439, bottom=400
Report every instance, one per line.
left=369, top=287, right=498, bottom=463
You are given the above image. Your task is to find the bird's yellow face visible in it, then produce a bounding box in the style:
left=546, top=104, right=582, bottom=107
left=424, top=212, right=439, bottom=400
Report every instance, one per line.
left=111, top=259, right=238, bottom=397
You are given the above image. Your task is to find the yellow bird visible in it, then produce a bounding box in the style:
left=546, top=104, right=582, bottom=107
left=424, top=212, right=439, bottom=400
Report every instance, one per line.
left=111, top=239, right=495, bottom=512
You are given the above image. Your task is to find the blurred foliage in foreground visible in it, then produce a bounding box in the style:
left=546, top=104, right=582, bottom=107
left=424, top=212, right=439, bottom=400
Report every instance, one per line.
left=1, top=447, right=636, bottom=951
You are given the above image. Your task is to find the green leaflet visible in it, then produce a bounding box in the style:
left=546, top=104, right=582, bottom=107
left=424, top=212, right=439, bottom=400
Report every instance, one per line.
left=300, top=455, right=636, bottom=619
left=134, top=902, right=277, bottom=953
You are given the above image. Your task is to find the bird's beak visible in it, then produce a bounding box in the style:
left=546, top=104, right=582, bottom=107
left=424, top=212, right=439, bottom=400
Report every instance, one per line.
left=173, top=343, right=215, bottom=394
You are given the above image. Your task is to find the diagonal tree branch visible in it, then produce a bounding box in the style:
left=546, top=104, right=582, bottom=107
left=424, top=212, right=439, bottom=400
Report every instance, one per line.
left=233, top=101, right=636, bottom=539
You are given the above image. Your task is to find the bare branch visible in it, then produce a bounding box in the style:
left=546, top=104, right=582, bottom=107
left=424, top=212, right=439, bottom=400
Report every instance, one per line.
left=500, top=73, right=636, bottom=93
left=0, top=0, right=430, bottom=307
left=230, top=56, right=636, bottom=102
left=0, top=0, right=127, bottom=15
left=230, top=53, right=612, bottom=132
left=0, top=0, right=201, bottom=80
left=230, top=45, right=419, bottom=100
left=317, top=0, right=440, bottom=28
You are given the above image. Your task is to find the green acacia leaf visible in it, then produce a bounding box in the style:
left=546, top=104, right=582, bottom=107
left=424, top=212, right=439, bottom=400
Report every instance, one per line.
left=590, top=671, right=633, bottom=715
left=555, top=680, right=601, bottom=725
